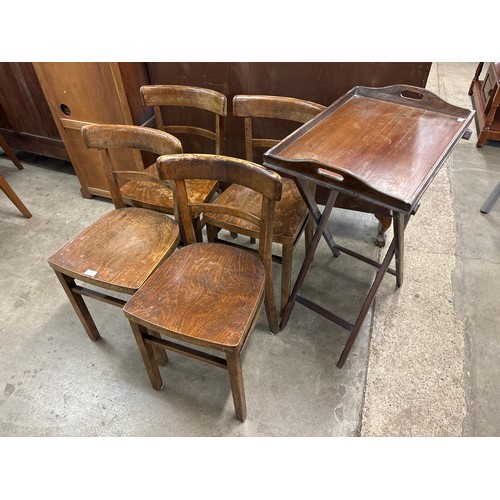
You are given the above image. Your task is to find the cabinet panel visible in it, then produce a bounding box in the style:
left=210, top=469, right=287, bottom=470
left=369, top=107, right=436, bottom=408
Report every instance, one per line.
left=33, top=63, right=153, bottom=198
left=0, top=62, right=68, bottom=159
left=35, top=63, right=129, bottom=124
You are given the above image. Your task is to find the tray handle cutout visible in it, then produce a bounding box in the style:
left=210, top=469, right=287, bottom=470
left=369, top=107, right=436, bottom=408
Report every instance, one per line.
left=400, top=89, right=424, bottom=100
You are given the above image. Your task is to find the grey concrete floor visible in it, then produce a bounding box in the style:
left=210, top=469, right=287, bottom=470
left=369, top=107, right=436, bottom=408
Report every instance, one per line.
left=0, top=63, right=498, bottom=438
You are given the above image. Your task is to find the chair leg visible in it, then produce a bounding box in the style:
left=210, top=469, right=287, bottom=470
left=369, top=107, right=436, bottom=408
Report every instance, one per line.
left=206, top=222, right=218, bottom=242
left=0, top=134, right=23, bottom=170
left=194, top=217, right=204, bottom=243
left=147, top=329, right=169, bottom=366
left=0, top=173, right=32, bottom=218
left=264, top=272, right=279, bottom=334
left=130, top=321, right=164, bottom=391
left=226, top=350, right=247, bottom=422
left=476, top=128, right=490, bottom=147
left=280, top=243, right=294, bottom=317
left=53, top=270, right=100, bottom=341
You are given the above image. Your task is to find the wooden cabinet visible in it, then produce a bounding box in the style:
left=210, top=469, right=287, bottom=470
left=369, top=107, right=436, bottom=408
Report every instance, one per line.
left=469, top=62, right=500, bottom=147
left=0, top=63, right=68, bottom=160
left=33, top=63, right=153, bottom=198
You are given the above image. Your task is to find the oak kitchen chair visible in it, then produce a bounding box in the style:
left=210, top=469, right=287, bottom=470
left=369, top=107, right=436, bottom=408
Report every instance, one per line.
left=120, top=85, right=227, bottom=243
left=123, top=153, right=282, bottom=422
left=47, top=125, right=180, bottom=351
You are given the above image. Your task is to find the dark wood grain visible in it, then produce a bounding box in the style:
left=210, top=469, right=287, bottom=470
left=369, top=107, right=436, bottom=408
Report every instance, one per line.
left=120, top=162, right=218, bottom=218
left=205, top=179, right=305, bottom=242
left=80, top=124, right=204, bottom=220
left=145, top=62, right=432, bottom=161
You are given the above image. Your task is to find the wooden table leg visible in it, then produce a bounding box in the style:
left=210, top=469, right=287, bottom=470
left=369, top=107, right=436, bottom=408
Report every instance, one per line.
left=393, top=211, right=405, bottom=287
left=279, top=189, right=339, bottom=330
left=336, top=236, right=397, bottom=368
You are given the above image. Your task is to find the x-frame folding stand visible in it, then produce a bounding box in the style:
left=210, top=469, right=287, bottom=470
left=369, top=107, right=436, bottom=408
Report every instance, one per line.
left=264, top=84, right=475, bottom=368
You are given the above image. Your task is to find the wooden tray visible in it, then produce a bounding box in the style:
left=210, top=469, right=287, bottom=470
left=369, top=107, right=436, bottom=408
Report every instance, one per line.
left=264, top=85, right=474, bottom=213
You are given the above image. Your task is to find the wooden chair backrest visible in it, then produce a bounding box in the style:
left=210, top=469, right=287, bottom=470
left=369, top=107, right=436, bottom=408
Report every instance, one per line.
left=81, top=124, right=182, bottom=209
left=156, top=153, right=282, bottom=262
left=141, top=85, right=228, bottom=154
left=232, top=95, right=326, bottom=162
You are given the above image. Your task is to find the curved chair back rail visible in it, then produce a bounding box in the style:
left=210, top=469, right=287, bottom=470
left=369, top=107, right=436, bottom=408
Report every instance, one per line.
left=81, top=123, right=182, bottom=153
left=140, top=85, right=227, bottom=155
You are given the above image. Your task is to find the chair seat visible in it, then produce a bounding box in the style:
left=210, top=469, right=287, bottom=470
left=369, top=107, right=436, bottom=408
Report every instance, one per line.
left=120, top=163, right=218, bottom=213
left=204, top=177, right=308, bottom=243
left=48, top=208, right=179, bottom=293
left=123, top=242, right=265, bottom=349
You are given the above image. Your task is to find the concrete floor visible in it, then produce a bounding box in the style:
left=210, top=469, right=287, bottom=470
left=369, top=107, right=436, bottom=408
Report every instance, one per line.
left=0, top=62, right=498, bottom=437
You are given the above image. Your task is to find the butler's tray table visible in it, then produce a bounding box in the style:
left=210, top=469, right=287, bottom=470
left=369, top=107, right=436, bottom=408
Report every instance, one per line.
left=264, top=84, right=474, bottom=368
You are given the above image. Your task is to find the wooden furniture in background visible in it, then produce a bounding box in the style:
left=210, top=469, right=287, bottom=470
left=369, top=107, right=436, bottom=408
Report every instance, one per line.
left=264, top=84, right=474, bottom=368
left=469, top=62, right=500, bottom=147
left=47, top=125, right=180, bottom=345
left=120, top=85, right=227, bottom=242
left=0, top=63, right=68, bottom=160
left=33, top=63, right=154, bottom=198
left=204, top=95, right=325, bottom=316
left=123, top=153, right=282, bottom=422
